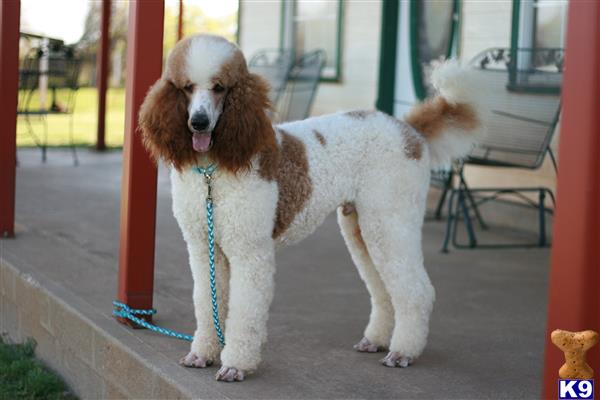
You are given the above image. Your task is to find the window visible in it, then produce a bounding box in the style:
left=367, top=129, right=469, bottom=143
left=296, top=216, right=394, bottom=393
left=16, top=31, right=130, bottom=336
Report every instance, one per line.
left=509, top=0, right=566, bottom=93
left=534, top=0, right=567, bottom=49
left=280, top=0, right=343, bottom=81
left=410, top=0, right=460, bottom=99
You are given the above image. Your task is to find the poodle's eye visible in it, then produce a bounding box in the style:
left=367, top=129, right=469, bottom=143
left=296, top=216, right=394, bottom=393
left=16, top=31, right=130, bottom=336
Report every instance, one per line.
left=212, top=83, right=225, bottom=93
left=183, top=83, right=195, bottom=94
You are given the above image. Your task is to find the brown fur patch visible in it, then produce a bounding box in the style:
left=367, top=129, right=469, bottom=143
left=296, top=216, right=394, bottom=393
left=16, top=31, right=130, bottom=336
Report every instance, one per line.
left=340, top=206, right=368, bottom=255
left=353, top=224, right=367, bottom=253
left=342, top=202, right=355, bottom=216
left=210, top=51, right=277, bottom=174
left=345, top=110, right=377, bottom=119
left=404, top=97, right=479, bottom=139
left=257, top=143, right=280, bottom=182
left=164, top=37, right=192, bottom=87
left=381, top=114, right=424, bottom=161
left=314, top=130, right=326, bottom=146
left=139, top=79, right=197, bottom=171
left=259, top=129, right=313, bottom=239
left=404, top=131, right=423, bottom=160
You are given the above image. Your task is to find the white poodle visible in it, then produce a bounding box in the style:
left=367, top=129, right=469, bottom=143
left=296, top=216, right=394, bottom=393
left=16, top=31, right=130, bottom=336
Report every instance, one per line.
left=139, top=34, right=483, bottom=382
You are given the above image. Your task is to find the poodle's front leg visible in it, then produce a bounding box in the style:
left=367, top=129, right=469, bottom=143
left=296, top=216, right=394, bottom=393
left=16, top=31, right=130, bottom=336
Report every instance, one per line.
left=181, top=244, right=229, bottom=368
left=217, top=242, right=276, bottom=382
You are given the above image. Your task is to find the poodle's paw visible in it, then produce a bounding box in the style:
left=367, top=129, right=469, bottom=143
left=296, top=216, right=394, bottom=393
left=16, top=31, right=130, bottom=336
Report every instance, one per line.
left=216, top=366, right=246, bottom=382
left=354, top=337, right=386, bottom=353
left=179, top=352, right=213, bottom=368
left=381, top=352, right=414, bottom=368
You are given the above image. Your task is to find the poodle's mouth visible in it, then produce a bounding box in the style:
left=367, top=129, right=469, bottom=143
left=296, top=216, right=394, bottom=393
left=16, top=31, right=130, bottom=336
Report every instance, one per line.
left=192, top=131, right=212, bottom=153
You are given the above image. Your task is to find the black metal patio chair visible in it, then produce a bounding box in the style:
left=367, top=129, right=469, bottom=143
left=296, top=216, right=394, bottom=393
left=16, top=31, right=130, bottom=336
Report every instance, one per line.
left=439, top=47, right=563, bottom=251
left=248, top=49, right=295, bottom=111
left=276, top=49, right=326, bottom=122
left=18, top=44, right=81, bottom=165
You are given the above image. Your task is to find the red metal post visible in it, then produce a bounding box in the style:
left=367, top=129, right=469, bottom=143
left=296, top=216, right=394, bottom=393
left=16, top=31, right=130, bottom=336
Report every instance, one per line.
left=0, top=1, right=20, bottom=238
left=177, top=0, right=184, bottom=41
left=96, top=0, right=111, bottom=151
left=542, top=2, right=600, bottom=398
left=117, top=0, right=164, bottom=323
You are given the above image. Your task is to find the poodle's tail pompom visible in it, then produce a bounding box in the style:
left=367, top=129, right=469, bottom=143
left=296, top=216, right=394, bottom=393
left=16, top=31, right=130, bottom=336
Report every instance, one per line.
left=405, top=60, right=487, bottom=170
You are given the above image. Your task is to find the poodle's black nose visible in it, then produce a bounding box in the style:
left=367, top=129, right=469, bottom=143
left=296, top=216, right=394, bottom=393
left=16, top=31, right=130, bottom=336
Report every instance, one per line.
left=190, top=112, right=209, bottom=131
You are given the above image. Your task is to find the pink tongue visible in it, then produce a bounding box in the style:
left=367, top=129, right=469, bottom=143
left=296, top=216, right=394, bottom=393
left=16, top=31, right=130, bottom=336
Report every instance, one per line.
left=192, top=132, right=212, bottom=152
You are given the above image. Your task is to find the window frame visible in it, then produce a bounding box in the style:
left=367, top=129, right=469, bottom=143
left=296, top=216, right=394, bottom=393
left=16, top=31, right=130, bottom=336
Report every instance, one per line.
left=279, top=0, right=344, bottom=83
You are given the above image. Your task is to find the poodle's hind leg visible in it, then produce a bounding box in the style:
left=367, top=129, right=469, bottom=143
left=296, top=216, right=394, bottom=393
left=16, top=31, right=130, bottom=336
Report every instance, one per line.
left=357, top=208, right=435, bottom=368
left=180, top=244, right=230, bottom=368
left=337, top=205, right=394, bottom=353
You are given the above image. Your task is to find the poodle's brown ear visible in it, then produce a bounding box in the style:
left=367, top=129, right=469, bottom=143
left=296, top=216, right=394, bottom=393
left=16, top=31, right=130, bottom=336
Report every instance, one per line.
left=211, top=72, right=277, bottom=174
left=138, top=79, right=196, bottom=171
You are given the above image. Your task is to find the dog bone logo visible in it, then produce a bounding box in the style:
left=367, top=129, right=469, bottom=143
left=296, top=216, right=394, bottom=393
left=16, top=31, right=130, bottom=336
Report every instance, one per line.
left=551, top=329, right=599, bottom=379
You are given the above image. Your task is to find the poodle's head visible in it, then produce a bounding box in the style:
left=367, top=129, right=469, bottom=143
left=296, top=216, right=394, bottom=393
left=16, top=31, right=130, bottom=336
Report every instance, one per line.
left=139, top=34, right=275, bottom=173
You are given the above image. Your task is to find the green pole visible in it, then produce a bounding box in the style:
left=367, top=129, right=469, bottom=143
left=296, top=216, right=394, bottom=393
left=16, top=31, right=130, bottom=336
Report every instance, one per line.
left=376, top=0, right=399, bottom=115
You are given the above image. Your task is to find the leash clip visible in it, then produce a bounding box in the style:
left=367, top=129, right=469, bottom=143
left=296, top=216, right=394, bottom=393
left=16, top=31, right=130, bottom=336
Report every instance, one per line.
left=204, top=173, right=213, bottom=201
left=195, top=164, right=216, bottom=202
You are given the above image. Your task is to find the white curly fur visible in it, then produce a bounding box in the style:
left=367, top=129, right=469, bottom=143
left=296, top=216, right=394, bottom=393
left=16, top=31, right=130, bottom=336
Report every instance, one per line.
left=166, top=37, right=483, bottom=380
left=426, top=60, right=488, bottom=170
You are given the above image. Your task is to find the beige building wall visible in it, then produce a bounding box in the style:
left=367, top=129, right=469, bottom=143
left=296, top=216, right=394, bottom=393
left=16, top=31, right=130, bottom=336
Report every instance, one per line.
left=460, top=0, right=513, bottom=61
left=459, top=0, right=558, bottom=204
left=238, top=0, right=382, bottom=116
left=238, top=1, right=283, bottom=61
left=310, top=0, right=382, bottom=115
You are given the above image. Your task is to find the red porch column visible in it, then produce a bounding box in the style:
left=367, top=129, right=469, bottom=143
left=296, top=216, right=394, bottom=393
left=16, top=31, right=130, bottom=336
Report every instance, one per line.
left=0, top=1, right=20, bottom=238
left=542, top=1, right=600, bottom=398
left=117, top=0, right=164, bottom=322
left=96, top=0, right=111, bottom=151
left=177, top=0, right=184, bottom=41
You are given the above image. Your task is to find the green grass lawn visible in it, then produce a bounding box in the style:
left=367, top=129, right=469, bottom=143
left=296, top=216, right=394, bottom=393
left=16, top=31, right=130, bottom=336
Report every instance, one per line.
left=17, top=87, right=126, bottom=148
left=0, top=337, right=76, bottom=399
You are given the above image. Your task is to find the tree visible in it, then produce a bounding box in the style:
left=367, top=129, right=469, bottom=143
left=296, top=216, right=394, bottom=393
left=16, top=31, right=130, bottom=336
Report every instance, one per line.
left=76, top=1, right=128, bottom=86
left=76, top=1, right=239, bottom=87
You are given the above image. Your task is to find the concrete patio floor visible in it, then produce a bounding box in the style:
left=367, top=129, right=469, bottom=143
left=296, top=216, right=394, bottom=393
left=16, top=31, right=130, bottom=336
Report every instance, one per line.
left=1, top=149, right=550, bottom=399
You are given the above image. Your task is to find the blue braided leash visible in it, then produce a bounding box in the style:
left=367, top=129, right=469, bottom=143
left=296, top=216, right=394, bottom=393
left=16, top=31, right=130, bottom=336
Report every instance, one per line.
left=112, top=163, right=225, bottom=347
left=194, top=164, right=226, bottom=347
left=112, top=301, right=193, bottom=341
